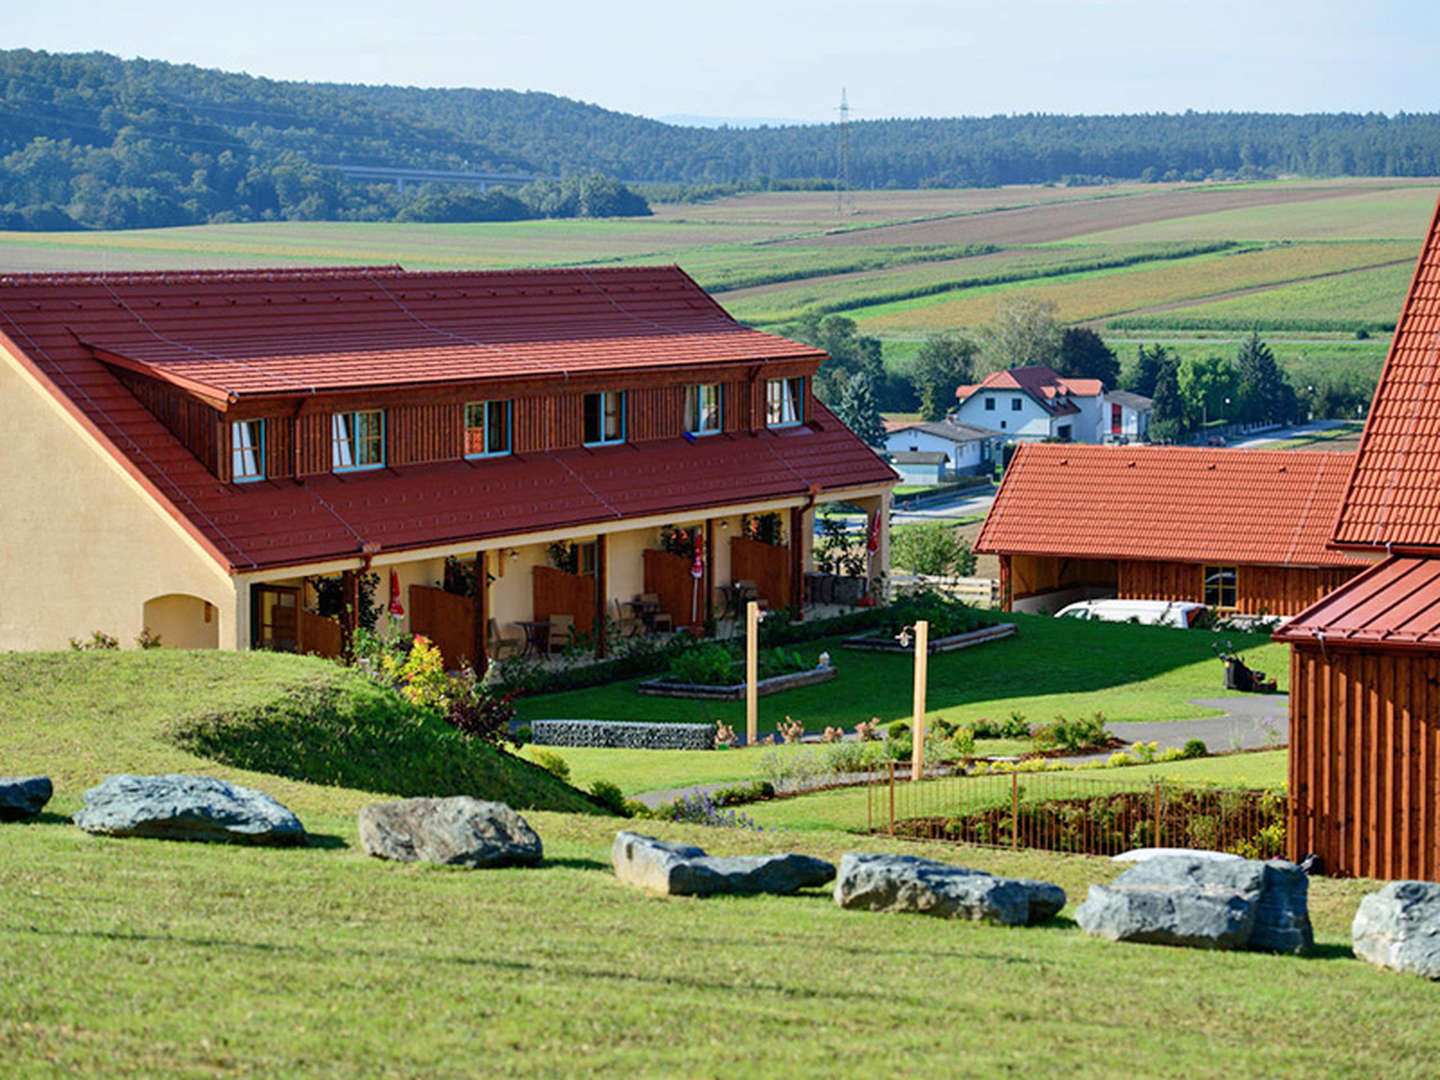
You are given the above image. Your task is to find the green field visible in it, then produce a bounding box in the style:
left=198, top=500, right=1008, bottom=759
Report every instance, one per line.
left=2, top=649, right=1435, bottom=1077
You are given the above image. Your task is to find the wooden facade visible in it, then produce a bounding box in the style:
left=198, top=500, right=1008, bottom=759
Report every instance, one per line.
left=1004, top=554, right=1365, bottom=617
left=731, top=536, right=792, bottom=611
left=1289, top=643, right=1440, bottom=880
left=113, top=361, right=814, bottom=484
left=643, top=548, right=701, bottom=629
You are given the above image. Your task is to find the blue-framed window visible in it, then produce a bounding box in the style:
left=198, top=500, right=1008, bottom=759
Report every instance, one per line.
left=685, top=383, right=722, bottom=435
left=464, top=400, right=512, bottom=457
left=766, top=376, right=805, bottom=427
left=332, top=409, right=385, bottom=471
left=231, top=419, right=265, bottom=482
left=583, top=391, right=625, bottom=445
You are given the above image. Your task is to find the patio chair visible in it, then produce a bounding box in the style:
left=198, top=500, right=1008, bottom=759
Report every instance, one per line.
left=612, top=598, right=641, bottom=638
left=639, top=593, right=674, bottom=632
left=487, top=618, right=522, bottom=659
left=547, top=613, right=575, bottom=655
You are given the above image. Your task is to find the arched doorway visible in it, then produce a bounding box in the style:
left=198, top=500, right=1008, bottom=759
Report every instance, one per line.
left=141, top=594, right=220, bottom=649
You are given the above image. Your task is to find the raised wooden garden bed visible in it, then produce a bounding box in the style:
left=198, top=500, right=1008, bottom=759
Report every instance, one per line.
left=637, top=665, right=838, bottom=700
left=841, top=622, right=1017, bottom=654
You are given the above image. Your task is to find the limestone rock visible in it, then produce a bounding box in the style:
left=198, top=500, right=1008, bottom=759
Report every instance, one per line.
left=833, top=853, right=1065, bottom=926
left=1076, top=853, right=1312, bottom=953
left=1352, top=881, right=1440, bottom=979
left=611, top=831, right=834, bottom=896
left=0, top=776, right=53, bottom=821
left=72, top=774, right=304, bottom=845
left=359, top=797, right=542, bottom=868
left=1112, top=847, right=1243, bottom=864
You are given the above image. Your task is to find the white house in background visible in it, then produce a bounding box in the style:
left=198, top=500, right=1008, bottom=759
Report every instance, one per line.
left=953, top=365, right=1105, bottom=443
left=888, top=450, right=949, bottom=486
left=883, top=419, right=1002, bottom=479
left=1104, top=390, right=1153, bottom=442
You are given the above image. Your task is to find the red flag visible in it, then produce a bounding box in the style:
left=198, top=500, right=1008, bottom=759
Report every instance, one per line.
left=691, top=529, right=705, bottom=579
left=866, top=511, right=881, bottom=555
left=388, top=568, right=405, bottom=616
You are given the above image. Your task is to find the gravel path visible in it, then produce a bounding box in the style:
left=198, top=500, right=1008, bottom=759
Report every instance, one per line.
left=630, top=695, right=1289, bottom=807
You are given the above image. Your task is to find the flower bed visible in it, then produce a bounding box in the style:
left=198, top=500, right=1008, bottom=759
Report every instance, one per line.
left=842, top=622, right=1017, bottom=654
left=636, top=665, right=838, bottom=700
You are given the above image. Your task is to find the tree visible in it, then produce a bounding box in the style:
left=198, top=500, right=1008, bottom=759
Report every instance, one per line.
left=1147, top=355, right=1188, bottom=443
left=979, top=296, right=1063, bottom=374
left=910, top=333, right=979, bottom=421
left=1125, top=343, right=1173, bottom=398
left=835, top=370, right=886, bottom=447
left=1234, top=331, right=1297, bottom=424
left=890, top=522, right=977, bottom=577
left=790, top=312, right=884, bottom=406
left=1056, top=327, right=1119, bottom=388
left=1177, top=354, right=1239, bottom=428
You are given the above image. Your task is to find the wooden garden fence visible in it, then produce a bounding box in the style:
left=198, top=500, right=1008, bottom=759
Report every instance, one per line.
left=866, top=763, right=1287, bottom=859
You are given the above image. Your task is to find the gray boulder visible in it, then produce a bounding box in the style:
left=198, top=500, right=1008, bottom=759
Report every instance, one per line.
left=1075, top=883, right=1256, bottom=949
left=1076, top=853, right=1312, bottom=953
left=1352, top=881, right=1440, bottom=979
left=833, top=853, right=1066, bottom=926
left=611, top=831, right=835, bottom=896
left=72, top=774, right=305, bottom=845
left=359, top=797, right=542, bottom=868
left=0, top=776, right=53, bottom=820
left=1113, top=847, right=1242, bottom=864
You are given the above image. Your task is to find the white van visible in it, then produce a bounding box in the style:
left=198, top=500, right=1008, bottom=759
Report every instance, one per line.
left=1053, top=598, right=1208, bottom=628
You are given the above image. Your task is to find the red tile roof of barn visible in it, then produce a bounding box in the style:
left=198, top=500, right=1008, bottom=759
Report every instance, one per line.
left=1331, top=191, right=1440, bottom=552
left=1, top=265, right=822, bottom=402
left=1274, top=555, right=1440, bottom=649
left=975, top=443, right=1367, bottom=569
left=954, top=365, right=1101, bottom=417
left=0, top=267, right=893, bottom=573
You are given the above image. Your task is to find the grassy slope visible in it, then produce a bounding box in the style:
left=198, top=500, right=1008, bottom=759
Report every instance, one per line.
left=0, top=651, right=596, bottom=818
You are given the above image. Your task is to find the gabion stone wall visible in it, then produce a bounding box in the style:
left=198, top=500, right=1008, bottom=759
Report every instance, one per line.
left=530, top=719, right=713, bottom=750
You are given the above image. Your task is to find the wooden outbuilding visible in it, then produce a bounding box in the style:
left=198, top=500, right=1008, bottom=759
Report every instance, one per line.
left=976, top=443, right=1371, bottom=617
left=1274, top=192, right=1440, bottom=880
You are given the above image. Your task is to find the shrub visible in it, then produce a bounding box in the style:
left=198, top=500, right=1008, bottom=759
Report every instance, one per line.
left=69, top=630, right=119, bottom=651
left=824, top=740, right=868, bottom=775
left=530, top=748, right=571, bottom=782
left=667, top=643, right=737, bottom=686
left=778, top=716, right=804, bottom=744
left=1031, top=712, right=1112, bottom=753
left=891, top=522, right=977, bottom=576
left=1183, top=738, right=1209, bottom=759
left=135, top=627, right=163, bottom=649
left=710, top=780, right=774, bottom=806
left=888, top=721, right=911, bottom=743
left=588, top=779, right=629, bottom=816
left=514, top=724, right=532, bottom=746
left=657, top=789, right=763, bottom=830
left=444, top=665, right=517, bottom=750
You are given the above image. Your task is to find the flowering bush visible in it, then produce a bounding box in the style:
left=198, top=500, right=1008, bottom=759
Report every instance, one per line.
left=657, top=789, right=764, bottom=830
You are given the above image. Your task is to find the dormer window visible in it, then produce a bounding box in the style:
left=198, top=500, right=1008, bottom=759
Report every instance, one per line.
left=766, top=376, right=805, bottom=427
left=583, top=391, right=625, bottom=445
left=332, top=409, right=384, bottom=471
left=685, top=384, right=722, bottom=435
left=231, top=420, right=265, bottom=482
left=465, top=400, right=512, bottom=457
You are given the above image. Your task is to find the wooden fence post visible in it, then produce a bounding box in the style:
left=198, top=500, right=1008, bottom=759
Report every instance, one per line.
left=910, top=619, right=929, bottom=782
left=1153, top=782, right=1163, bottom=847
left=1011, top=772, right=1020, bottom=851
left=888, top=759, right=895, bottom=838
left=745, top=600, right=759, bottom=746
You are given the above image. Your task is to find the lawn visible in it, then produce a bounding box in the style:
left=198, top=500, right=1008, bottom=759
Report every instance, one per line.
left=511, top=610, right=1287, bottom=737
left=2, top=650, right=1434, bottom=1077
left=1264, top=422, right=1368, bottom=450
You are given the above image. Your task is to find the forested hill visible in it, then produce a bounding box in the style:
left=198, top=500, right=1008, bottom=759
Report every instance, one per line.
left=6, top=48, right=1440, bottom=231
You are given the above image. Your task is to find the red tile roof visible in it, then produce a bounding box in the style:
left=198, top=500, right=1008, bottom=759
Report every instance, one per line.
left=1332, top=191, right=1440, bottom=552
left=976, top=443, right=1368, bottom=569
left=955, top=365, right=1101, bottom=418
left=1, top=267, right=894, bottom=573
left=2, top=265, right=822, bottom=403
left=1274, top=556, right=1440, bottom=650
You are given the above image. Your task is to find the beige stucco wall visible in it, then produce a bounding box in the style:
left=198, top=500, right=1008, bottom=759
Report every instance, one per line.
left=0, top=349, right=236, bottom=650
left=142, top=594, right=221, bottom=649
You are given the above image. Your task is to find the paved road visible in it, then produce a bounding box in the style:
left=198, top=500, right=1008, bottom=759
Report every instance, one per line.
left=631, top=695, right=1290, bottom=806
left=890, top=487, right=996, bottom=525
left=1229, top=421, right=1349, bottom=449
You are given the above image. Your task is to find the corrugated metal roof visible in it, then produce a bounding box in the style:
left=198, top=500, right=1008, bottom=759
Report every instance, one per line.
left=0, top=265, right=822, bottom=400
left=1274, top=555, right=1440, bottom=649
left=976, top=443, right=1367, bottom=569
left=0, top=266, right=895, bottom=573
left=1332, top=191, right=1440, bottom=551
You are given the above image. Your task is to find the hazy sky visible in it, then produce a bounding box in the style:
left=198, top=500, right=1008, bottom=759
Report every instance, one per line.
left=10, top=1, right=1440, bottom=124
